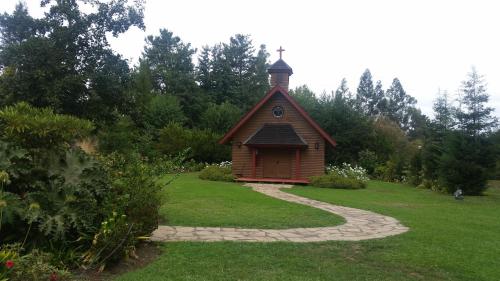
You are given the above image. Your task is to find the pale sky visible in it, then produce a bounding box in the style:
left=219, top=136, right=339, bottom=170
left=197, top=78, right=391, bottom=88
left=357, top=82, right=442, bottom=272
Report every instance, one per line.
left=1, top=0, right=499, bottom=117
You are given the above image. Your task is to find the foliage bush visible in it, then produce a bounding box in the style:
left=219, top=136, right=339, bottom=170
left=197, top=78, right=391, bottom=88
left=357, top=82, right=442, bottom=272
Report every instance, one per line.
left=374, top=160, right=405, bottom=182
left=157, top=123, right=230, bottom=163
left=100, top=153, right=163, bottom=237
left=310, top=163, right=368, bottom=189
left=326, top=163, right=369, bottom=181
left=77, top=152, right=167, bottom=270
left=199, top=102, right=242, bottom=134
left=0, top=244, right=17, bottom=281
left=98, top=116, right=154, bottom=157
left=144, top=94, right=186, bottom=130
left=148, top=153, right=205, bottom=175
left=357, top=149, right=378, bottom=175
left=82, top=212, right=136, bottom=270
left=1, top=244, right=71, bottom=281
left=0, top=102, right=94, bottom=150
left=0, top=105, right=111, bottom=248
left=199, top=162, right=234, bottom=182
left=310, top=174, right=366, bottom=189
left=0, top=103, right=166, bottom=271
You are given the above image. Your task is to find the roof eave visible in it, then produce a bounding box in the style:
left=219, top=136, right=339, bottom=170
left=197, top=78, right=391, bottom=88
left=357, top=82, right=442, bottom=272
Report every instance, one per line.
left=218, top=86, right=337, bottom=147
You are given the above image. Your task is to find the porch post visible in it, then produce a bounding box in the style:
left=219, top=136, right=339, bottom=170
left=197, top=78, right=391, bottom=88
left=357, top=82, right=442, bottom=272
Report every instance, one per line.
left=295, top=148, right=301, bottom=179
left=252, top=148, right=256, bottom=178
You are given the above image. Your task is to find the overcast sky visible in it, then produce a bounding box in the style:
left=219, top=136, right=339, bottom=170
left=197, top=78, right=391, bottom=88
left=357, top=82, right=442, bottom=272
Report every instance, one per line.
left=1, top=0, right=499, bottom=117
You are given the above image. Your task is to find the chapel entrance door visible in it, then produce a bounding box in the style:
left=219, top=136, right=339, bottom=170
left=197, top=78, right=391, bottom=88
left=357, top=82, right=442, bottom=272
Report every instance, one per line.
left=262, top=149, right=292, bottom=179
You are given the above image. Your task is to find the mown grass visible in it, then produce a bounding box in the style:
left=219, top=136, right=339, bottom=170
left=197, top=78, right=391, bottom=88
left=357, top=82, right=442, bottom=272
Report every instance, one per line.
left=157, top=173, right=344, bottom=228
left=116, top=175, right=500, bottom=281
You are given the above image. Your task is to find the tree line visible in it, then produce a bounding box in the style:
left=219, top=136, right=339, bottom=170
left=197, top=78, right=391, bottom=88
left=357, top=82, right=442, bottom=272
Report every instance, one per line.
left=1, top=1, right=498, bottom=195
left=290, top=67, right=498, bottom=195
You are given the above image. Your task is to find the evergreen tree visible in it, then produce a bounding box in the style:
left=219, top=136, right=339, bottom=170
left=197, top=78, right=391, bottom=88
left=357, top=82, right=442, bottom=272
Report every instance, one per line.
left=142, top=29, right=197, bottom=95
left=144, top=95, right=186, bottom=130
left=490, top=129, right=500, bottom=179
left=385, top=78, right=417, bottom=132
left=438, top=132, right=496, bottom=195
left=197, top=46, right=213, bottom=91
left=199, top=102, right=242, bottom=134
left=433, top=89, right=454, bottom=131
left=335, top=78, right=352, bottom=100
left=290, top=85, right=319, bottom=119
left=456, top=67, right=498, bottom=136
left=406, top=107, right=429, bottom=140
left=374, top=80, right=385, bottom=115
left=251, top=44, right=271, bottom=104
left=201, top=43, right=231, bottom=104
left=195, top=35, right=269, bottom=109
left=356, top=69, right=375, bottom=113
left=317, top=80, right=374, bottom=164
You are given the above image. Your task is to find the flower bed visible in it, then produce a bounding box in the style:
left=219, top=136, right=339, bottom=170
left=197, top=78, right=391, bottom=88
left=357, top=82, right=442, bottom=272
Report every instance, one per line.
left=310, top=163, right=369, bottom=189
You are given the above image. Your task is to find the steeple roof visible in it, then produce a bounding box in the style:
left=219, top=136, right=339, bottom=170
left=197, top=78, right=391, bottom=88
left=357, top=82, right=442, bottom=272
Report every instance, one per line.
left=268, top=59, right=293, bottom=75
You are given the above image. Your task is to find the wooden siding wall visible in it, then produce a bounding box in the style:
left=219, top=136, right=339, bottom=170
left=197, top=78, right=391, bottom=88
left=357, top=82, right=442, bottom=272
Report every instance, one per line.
left=231, top=93, right=325, bottom=179
left=270, top=73, right=289, bottom=91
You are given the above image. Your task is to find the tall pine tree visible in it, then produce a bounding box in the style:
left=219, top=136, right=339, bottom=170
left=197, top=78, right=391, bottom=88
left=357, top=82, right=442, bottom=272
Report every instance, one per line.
left=456, top=67, right=498, bottom=136
left=356, top=69, right=375, bottom=114
left=384, top=78, right=417, bottom=132
left=142, top=29, right=197, bottom=95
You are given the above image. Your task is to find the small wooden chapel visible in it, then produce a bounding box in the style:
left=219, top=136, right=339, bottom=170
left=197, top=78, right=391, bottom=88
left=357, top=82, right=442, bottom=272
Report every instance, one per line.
left=219, top=47, right=336, bottom=184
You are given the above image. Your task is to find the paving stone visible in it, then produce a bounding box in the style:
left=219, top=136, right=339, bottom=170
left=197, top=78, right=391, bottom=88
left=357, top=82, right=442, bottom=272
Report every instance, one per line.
left=150, top=183, right=409, bottom=243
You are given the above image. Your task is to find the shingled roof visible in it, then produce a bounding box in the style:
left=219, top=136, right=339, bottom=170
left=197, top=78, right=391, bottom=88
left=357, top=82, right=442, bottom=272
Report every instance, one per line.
left=267, top=59, right=293, bottom=75
left=244, top=123, right=307, bottom=147
left=219, top=86, right=337, bottom=147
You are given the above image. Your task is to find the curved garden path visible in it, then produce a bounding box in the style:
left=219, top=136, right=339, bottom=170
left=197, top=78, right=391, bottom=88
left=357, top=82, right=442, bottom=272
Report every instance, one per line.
left=152, top=183, right=409, bottom=242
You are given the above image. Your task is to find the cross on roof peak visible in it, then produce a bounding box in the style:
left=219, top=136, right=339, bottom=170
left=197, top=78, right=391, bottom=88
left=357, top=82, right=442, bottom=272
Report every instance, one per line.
left=277, top=46, right=285, bottom=59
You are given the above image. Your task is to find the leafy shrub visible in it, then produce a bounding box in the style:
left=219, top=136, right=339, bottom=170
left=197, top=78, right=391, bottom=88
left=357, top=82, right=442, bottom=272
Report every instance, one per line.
left=312, top=163, right=368, bottom=189
left=79, top=153, right=167, bottom=269
left=147, top=149, right=194, bottom=175
left=144, top=95, right=186, bottom=130
left=157, top=123, right=230, bottom=163
left=326, top=163, right=369, bottom=181
left=373, top=159, right=405, bottom=182
left=0, top=244, right=17, bottom=280
left=199, top=102, right=241, bottom=134
left=357, top=150, right=378, bottom=175
left=0, top=103, right=165, bottom=271
left=98, top=116, right=154, bottom=157
left=0, top=102, right=93, bottom=150
left=199, top=163, right=234, bottom=182
left=156, top=123, right=191, bottom=156
left=0, top=103, right=112, bottom=252
left=1, top=244, right=71, bottom=281
left=10, top=249, right=71, bottom=281
left=100, top=153, right=163, bottom=237
left=310, top=174, right=366, bottom=189
left=82, top=212, right=136, bottom=270
left=0, top=142, right=111, bottom=245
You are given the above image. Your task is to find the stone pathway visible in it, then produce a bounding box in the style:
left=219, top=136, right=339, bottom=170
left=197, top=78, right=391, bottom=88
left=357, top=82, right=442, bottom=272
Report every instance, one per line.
left=152, top=183, right=409, bottom=242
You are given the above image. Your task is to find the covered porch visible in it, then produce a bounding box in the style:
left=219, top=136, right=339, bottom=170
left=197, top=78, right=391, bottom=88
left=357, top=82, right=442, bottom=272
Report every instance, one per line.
left=239, top=123, right=309, bottom=184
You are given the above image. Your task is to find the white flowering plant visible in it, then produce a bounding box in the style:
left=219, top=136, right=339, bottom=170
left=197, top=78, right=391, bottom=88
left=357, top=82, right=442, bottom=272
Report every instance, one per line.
left=200, top=161, right=233, bottom=182
left=326, top=163, right=369, bottom=182
left=216, top=161, right=232, bottom=169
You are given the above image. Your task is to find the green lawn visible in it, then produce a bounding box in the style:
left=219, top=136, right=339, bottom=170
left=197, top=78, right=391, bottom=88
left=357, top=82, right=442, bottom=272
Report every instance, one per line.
left=158, top=173, right=344, bottom=228
left=116, top=175, right=500, bottom=281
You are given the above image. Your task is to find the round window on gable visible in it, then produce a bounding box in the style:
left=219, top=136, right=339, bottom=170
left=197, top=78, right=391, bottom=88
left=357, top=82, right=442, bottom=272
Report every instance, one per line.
left=272, top=106, right=284, bottom=118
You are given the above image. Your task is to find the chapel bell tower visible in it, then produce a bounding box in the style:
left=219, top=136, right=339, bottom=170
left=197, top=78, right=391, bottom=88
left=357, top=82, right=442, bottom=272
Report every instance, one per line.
left=267, top=46, right=293, bottom=91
